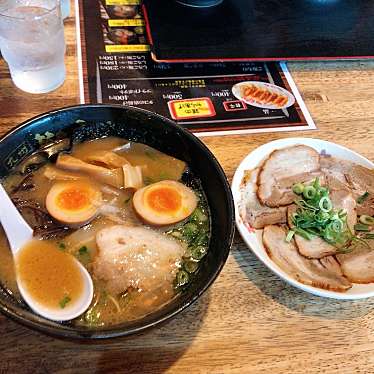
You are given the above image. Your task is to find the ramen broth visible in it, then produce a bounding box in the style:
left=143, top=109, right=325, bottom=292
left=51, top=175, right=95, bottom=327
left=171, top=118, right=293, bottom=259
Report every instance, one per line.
left=17, top=240, right=84, bottom=309
left=0, top=137, right=210, bottom=326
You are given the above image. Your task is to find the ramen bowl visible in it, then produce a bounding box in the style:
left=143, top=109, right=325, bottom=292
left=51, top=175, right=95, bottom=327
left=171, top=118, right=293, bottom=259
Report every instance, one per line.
left=0, top=104, right=234, bottom=339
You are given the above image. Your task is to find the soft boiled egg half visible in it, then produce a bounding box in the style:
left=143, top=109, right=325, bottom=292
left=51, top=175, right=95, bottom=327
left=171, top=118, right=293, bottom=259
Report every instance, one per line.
left=46, top=180, right=102, bottom=227
left=133, top=180, right=198, bottom=225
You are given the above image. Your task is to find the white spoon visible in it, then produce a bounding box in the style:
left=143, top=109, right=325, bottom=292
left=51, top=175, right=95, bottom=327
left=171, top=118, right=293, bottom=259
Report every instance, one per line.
left=0, top=183, right=93, bottom=321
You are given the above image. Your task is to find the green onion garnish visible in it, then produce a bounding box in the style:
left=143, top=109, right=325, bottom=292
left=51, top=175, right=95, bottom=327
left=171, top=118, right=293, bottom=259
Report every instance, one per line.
left=294, top=227, right=314, bottom=240
left=330, top=219, right=344, bottom=233
left=319, top=196, right=332, bottom=212
left=292, top=183, right=304, bottom=195
left=183, top=260, right=199, bottom=274
left=285, top=230, right=295, bottom=242
left=290, top=178, right=364, bottom=250
left=303, top=185, right=316, bottom=200
left=176, top=270, right=189, bottom=287
left=354, top=223, right=370, bottom=232
left=78, top=246, right=88, bottom=255
left=357, top=192, right=369, bottom=204
left=59, top=296, right=71, bottom=309
left=359, top=215, right=374, bottom=226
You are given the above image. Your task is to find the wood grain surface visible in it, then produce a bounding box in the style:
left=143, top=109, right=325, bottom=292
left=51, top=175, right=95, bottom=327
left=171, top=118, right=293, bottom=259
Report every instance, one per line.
left=1, top=2, right=374, bottom=374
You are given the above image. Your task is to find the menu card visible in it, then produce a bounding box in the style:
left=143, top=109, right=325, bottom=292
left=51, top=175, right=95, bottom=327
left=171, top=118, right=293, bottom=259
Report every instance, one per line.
left=75, top=0, right=315, bottom=136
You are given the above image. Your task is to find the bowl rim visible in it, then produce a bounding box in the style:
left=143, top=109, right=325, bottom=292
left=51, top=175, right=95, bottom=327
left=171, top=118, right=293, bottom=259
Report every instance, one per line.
left=232, top=137, right=374, bottom=300
left=0, top=103, right=235, bottom=339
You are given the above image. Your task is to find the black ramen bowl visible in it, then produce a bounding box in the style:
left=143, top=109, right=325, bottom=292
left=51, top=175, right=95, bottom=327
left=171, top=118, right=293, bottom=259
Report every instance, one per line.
left=0, top=104, right=234, bottom=339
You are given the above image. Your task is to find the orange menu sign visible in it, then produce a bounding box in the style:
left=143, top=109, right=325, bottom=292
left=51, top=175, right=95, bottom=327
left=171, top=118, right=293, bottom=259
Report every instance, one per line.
left=168, top=98, right=216, bottom=120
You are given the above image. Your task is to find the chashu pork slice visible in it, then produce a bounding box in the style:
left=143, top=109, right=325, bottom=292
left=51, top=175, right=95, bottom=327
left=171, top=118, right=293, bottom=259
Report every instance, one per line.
left=94, top=225, right=185, bottom=294
left=287, top=205, right=337, bottom=259
left=337, top=240, right=374, bottom=283
left=263, top=225, right=352, bottom=292
left=239, top=168, right=287, bottom=229
left=321, top=155, right=374, bottom=216
left=321, top=156, right=352, bottom=192
left=337, top=242, right=374, bottom=284
left=330, top=189, right=357, bottom=232
left=257, top=145, right=321, bottom=207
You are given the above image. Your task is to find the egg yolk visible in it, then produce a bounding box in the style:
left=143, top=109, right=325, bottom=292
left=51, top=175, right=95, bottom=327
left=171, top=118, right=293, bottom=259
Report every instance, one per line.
left=56, top=187, right=90, bottom=211
left=146, top=187, right=182, bottom=213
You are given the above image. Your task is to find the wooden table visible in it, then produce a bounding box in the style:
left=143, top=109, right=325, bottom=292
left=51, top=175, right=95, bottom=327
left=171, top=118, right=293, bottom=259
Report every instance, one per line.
left=1, top=3, right=374, bottom=374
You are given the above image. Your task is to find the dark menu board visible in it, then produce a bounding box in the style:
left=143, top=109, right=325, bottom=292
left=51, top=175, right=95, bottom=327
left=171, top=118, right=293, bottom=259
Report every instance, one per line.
left=143, top=0, right=374, bottom=62
left=76, top=0, right=315, bottom=135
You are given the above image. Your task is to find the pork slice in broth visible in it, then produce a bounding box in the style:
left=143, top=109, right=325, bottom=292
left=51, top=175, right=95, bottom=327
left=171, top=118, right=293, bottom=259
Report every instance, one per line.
left=93, top=225, right=185, bottom=295
left=239, top=168, right=287, bottom=229
left=263, top=225, right=352, bottom=292
left=257, top=145, right=321, bottom=207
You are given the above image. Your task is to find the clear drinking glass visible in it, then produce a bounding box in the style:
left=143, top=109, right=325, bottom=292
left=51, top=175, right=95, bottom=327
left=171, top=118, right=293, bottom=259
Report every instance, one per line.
left=0, top=0, right=66, bottom=94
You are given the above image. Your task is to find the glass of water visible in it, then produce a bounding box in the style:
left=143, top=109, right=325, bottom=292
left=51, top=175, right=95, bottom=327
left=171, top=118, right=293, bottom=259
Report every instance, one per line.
left=0, top=0, right=66, bottom=94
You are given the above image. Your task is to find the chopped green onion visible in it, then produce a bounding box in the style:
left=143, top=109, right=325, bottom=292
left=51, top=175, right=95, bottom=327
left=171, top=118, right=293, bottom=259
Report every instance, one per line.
left=191, top=246, right=208, bottom=260
left=323, top=228, right=337, bottom=243
left=359, top=215, right=374, bottom=226
left=292, top=183, right=304, bottom=195
left=357, top=192, right=369, bottom=204
left=319, top=187, right=328, bottom=196
left=294, top=227, right=314, bottom=240
left=183, top=222, right=199, bottom=242
left=303, top=186, right=317, bottom=200
left=364, top=233, right=374, bottom=239
left=313, top=177, right=320, bottom=189
left=190, top=207, right=208, bottom=223
left=338, top=209, right=347, bottom=218
left=329, top=219, right=344, bottom=233
left=183, top=260, right=199, bottom=274
left=79, top=246, right=88, bottom=255
left=319, top=196, right=332, bottom=212
left=59, top=296, right=71, bottom=309
left=354, top=223, right=370, bottom=232
left=290, top=178, right=372, bottom=251
left=295, top=199, right=318, bottom=211
left=285, top=230, right=295, bottom=242
left=176, top=270, right=189, bottom=287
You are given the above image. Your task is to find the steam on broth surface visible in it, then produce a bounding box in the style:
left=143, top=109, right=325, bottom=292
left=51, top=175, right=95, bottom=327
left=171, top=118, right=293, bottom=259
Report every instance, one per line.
left=0, top=137, right=210, bottom=326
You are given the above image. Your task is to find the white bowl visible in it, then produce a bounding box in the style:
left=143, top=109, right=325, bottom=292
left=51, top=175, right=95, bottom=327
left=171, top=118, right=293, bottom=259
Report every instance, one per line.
left=232, top=137, right=374, bottom=299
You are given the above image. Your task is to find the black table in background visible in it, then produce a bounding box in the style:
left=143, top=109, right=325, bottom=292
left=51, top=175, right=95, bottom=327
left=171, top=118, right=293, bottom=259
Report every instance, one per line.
left=143, top=0, right=374, bottom=61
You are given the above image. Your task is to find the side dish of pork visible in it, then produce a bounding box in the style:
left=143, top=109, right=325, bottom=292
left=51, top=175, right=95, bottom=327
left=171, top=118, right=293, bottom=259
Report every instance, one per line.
left=239, top=144, right=374, bottom=293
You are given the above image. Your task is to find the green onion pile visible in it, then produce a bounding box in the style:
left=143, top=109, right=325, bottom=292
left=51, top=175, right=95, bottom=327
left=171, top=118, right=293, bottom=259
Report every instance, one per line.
left=287, top=178, right=365, bottom=252
left=168, top=200, right=210, bottom=289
